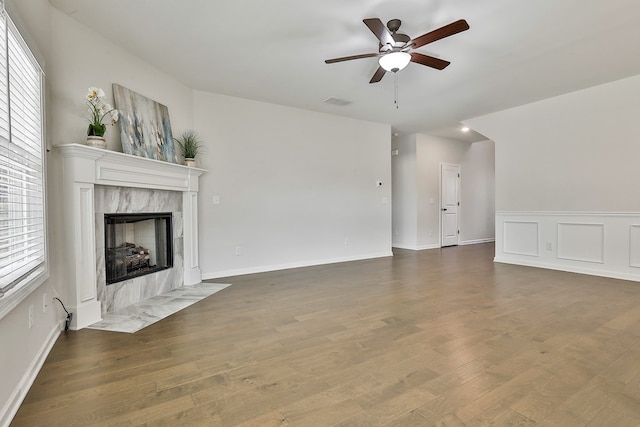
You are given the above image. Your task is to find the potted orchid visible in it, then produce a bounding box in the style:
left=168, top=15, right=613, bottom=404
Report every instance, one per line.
left=85, top=87, right=119, bottom=149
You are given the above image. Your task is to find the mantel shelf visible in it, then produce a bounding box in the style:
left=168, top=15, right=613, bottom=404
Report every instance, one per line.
left=56, top=143, right=206, bottom=192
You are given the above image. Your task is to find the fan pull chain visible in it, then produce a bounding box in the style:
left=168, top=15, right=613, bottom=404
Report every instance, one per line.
left=394, top=72, right=399, bottom=109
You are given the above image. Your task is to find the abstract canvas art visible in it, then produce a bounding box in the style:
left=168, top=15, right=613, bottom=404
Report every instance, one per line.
left=112, top=84, right=177, bottom=163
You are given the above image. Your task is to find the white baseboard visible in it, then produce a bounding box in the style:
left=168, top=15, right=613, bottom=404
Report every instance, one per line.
left=392, top=244, right=440, bottom=251
left=459, top=238, right=495, bottom=246
left=393, top=241, right=494, bottom=250
left=392, top=244, right=418, bottom=250
left=416, top=244, right=441, bottom=250
left=494, top=256, right=640, bottom=283
left=202, top=251, right=394, bottom=280
left=1, top=321, right=61, bottom=427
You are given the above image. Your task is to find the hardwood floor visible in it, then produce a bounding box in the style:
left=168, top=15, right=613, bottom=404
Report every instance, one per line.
left=12, top=243, right=640, bottom=426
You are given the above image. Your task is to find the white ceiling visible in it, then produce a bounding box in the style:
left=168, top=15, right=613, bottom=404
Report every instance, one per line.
left=50, top=0, right=640, bottom=142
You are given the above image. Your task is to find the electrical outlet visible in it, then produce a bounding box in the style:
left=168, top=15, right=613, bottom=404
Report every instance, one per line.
left=213, top=195, right=220, bottom=205
left=234, top=246, right=242, bottom=256
left=28, top=304, right=34, bottom=328
left=65, top=312, right=73, bottom=332
left=43, top=293, right=48, bottom=313
left=546, top=242, right=553, bottom=251
left=344, top=238, right=349, bottom=246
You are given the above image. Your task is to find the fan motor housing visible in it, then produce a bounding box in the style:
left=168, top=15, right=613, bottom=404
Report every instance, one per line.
left=378, top=18, right=410, bottom=51
left=379, top=33, right=410, bottom=52
left=387, top=19, right=402, bottom=33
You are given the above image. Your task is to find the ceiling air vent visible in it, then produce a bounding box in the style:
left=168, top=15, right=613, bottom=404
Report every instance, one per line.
left=323, top=97, right=351, bottom=107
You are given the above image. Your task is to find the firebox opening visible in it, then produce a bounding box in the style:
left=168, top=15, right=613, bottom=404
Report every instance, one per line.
left=105, top=212, right=173, bottom=285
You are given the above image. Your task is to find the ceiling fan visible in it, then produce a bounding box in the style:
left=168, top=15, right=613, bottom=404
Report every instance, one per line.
left=325, top=18, right=470, bottom=83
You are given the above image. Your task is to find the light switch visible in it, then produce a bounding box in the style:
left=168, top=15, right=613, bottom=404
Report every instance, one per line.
left=213, top=195, right=220, bottom=205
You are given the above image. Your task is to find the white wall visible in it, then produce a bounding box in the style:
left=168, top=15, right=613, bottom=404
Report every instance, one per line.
left=48, top=9, right=194, bottom=151
left=466, top=74, right=640, bottom=213
left=392, top=133, right=495, bottom=250
left=460, top=140, right=495, bottom=243
left=466, top=73, right=640, bottom=281
left=391, top=134, right=417, bottom=248
left=193, top=91, right=392, bottom=278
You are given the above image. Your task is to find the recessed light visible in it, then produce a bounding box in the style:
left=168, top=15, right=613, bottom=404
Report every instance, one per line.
left=461, top=126, right=470, bottom=133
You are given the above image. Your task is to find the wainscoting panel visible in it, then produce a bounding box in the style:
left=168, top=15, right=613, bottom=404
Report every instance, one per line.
left=78, top=185, right=97, bottom=303
left=557, top=223, right=604, bottom=263
left=630, top=225, right=640, bottom=268
left=503, top=221, right=539, bottom=256
left=495, top=212, right=640, bottom=283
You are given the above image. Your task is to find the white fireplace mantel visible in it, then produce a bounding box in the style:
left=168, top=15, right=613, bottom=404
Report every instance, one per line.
left=57, top=144, right=206, bottom=329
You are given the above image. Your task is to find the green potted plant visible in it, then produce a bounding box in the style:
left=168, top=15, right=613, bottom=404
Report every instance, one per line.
left=174, top=130, right=203, bottom=167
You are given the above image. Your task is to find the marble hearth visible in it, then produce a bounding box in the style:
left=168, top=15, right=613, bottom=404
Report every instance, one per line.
left=58, top=144, right=205, bottom=330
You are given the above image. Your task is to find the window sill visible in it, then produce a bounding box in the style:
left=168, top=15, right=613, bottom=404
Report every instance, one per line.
left=0, top=266, right=49, bottom=321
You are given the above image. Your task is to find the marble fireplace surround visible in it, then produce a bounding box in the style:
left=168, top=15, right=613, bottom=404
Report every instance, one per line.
left=95, top=187, right=183, bottom=315
left=58, top=144, right=205, bottom=330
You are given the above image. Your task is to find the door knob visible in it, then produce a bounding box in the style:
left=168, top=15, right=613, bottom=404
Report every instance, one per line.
left=441, top=208, right=447, bottom=211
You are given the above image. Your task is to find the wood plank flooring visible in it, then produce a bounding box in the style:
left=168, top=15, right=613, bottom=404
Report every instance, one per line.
left=12, top=243, right=640, bottom=426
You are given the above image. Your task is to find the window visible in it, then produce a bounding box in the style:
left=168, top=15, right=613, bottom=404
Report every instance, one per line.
left=0, top=5, right=47, bottom=315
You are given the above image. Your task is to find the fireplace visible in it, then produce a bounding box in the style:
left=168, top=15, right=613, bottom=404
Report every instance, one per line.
left=104, top=212, right=173, bottom=284
left=58, top=143, right=204, bottom=329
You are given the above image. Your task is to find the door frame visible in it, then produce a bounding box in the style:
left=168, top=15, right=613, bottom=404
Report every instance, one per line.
left=440, top=163, right=461, bottom=247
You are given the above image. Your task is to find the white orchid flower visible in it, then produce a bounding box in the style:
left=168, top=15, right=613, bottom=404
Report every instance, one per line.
left=87, top=87, right=99, bottom=100
left=100, top=102, right=113, bottom=113
left=87, top=87, right=106, bottom=100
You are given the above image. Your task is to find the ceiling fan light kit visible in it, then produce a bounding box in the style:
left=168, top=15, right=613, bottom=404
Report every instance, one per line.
left=379, top=51, right=411, bottom=72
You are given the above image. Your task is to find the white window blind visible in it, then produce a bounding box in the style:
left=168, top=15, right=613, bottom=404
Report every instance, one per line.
left=0, top=6, right=46, bottom=300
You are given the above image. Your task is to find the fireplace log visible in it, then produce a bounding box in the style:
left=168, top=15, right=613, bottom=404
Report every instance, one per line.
left=108, top=242, right=152, bottom=273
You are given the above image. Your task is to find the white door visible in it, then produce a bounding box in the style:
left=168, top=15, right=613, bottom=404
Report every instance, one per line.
left=441, top=164, right=460, bottom=247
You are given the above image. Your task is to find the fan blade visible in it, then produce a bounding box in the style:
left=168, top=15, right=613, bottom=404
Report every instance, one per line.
left=410, top=52, right=450, bottom=70
left=363, top=18, right=395, bottom=47
left=410, top=19, right=469, bottom=49
left=369, top=66, right=386, bottom=84
left=325, top=52, right=380, bottom=64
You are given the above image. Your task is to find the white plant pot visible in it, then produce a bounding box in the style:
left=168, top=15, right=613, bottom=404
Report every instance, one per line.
left=86, top=135, right=106, bottom=149
left=184, top=158, right=196, bottom=167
